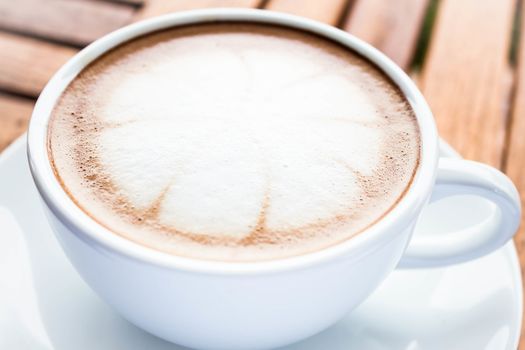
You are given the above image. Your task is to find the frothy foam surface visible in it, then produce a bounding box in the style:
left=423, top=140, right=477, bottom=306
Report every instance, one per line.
left=49, top=23, right=420, bottom=261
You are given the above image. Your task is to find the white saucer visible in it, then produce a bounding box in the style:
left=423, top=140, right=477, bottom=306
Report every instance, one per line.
left=0, top=136, right=522, bottom=350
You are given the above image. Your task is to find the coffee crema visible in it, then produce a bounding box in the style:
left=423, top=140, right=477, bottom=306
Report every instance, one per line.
left=49, top=23, right=420, bottom=261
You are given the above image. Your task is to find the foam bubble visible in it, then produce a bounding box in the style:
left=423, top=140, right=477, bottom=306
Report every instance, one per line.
left=49, top=23, right=420, bottom=261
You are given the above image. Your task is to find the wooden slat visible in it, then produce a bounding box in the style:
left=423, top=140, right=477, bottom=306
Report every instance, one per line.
left=505, top=3, right=525, bottom=347
left=0, top=0, right=134, bottom=46
left=265, top=0, right=348, bottom=25
left=0, top=94, right=34, bottom=151
left=135, top=0, right=261, bottom=21
left=343, top=0, right=429, bottom=70
left=419, top=0, right=515, bottom=167
left=108, top=0, right=144, bottom=5
left=0, top=32, right=77, bottom=97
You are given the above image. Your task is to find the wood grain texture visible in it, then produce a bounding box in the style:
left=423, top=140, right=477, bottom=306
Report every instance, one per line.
left=505, top=3, right=525, bottom=347
left=344, top=0, right=429, bottom=70
left=0, top=0, right=134, bottom=46
left=108, top=0, right=144, bottom=5
left=135, top=0, right=261, bottom=21
left=0, top=32, right=77, bottom=97
left=419, top=0, right=515, bottom=167
left=0, top=94, right=34, bottom=151
left=265, top=0, right=348, bottom=25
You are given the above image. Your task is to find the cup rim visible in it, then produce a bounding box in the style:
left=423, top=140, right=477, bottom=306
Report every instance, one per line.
left=27, top=8, right=439, bottom=275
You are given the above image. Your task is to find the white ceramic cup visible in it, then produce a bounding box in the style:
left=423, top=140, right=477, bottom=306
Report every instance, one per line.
left=27, top=9, right=521, bottom=350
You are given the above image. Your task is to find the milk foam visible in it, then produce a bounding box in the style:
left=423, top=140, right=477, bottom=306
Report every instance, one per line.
left=49, top=23, right=420, bottom=261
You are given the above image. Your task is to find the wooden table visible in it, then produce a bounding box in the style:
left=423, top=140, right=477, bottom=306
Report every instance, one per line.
left=0, top=0, right=523, bottom=346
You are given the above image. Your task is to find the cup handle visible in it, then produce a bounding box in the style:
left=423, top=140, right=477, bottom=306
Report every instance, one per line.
left=399, top=158, right=521, bottom=268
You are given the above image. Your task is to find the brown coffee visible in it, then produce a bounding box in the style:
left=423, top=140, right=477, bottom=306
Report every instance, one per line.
left=48, top=23, right=420, bottom=261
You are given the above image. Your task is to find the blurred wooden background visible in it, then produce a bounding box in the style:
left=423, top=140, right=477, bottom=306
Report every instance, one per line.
left=0, top=0, right=524, bottom=346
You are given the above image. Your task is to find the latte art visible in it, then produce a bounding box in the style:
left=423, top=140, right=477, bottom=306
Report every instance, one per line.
left=49, top=23, right=420, bottom=261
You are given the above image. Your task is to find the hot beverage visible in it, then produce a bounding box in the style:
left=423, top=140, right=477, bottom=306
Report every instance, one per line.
left=48, top=23, right=420, bottom=261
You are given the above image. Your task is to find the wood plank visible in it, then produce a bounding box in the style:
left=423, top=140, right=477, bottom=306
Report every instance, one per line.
left=419, top=0, right=515, bottom=167
left=505, top=3, right=525, bottom=347
left=106, top=0, right=144, bottom=5
left=135, top=0, right=261, bottom=21
left=0, top=0, right=134, bottom=46
left=0, top=32, right=77, bottom=97
left=265, top=0, right=348, bottom=25
left=343, top=0, right=429, bottom=70
left=0, top=94, right=34, bottom=151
